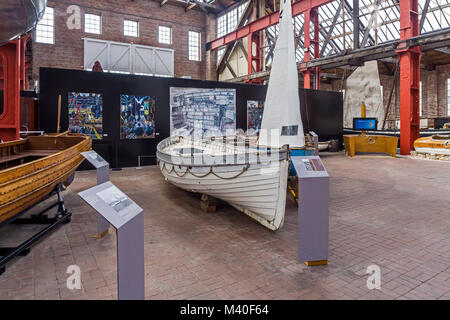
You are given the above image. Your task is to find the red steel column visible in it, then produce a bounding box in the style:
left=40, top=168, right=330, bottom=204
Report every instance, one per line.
left=0, top=40, right=21, bottom=141
left=396, top=0, right=421, bottom=155
left=20, top=35, right=30, bottom=90
left=311, top=8, right=320, bottom=90
left=301, top=8, right=320, bottom=89
left=248, top=33, right=253, bottom=75
left=301, top=9, right=312, bottom=89
left=247, top=32, right=262, bottom=83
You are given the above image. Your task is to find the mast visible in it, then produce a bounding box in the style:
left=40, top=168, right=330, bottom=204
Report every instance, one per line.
left=259, top=0, right=305, bottom=148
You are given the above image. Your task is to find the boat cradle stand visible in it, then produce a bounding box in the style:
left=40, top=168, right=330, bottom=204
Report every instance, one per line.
left=0, top=183, right=72, bottom=275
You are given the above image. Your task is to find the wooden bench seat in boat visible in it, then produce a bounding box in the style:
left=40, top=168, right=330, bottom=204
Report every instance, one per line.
left=0, top=150, right=58, bottom=164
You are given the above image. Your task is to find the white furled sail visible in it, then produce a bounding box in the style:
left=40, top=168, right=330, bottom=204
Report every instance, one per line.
left=259, top=0, right=305, bottom=148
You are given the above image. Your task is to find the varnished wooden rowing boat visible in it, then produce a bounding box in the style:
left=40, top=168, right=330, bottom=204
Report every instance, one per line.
left=0, top=134, right=92, bottom=225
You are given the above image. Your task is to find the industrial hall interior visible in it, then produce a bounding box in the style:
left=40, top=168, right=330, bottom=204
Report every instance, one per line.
left=1, top=0, right=450, bottom=302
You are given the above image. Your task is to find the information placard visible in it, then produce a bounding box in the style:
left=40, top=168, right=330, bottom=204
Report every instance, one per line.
left=78, top=181, right=144, bottom=300
left=81, top=150, right=109, bottom=169
left=78, top=182, right=142, bottom=229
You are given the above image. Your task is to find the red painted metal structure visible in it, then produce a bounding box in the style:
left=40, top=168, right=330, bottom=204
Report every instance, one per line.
left=0, top=35, right=30, bottom=142
left=397, top=0, right=421, bottom=155
left=300, top=7, right=320, bottom=90
left=207, top=0, right=423, bottom=154
left=207, top=0, right=334, bottom=51
left=247, top=32, right=263, bottom=83
left=207, top=0, right=332, bottom=90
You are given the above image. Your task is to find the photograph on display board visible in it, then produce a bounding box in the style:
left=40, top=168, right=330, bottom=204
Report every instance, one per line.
left=170, top=87, right=236, bottom=138
left=120, top=95, right=156, bottom=139
left=247, top=100, right=264, bottom=134
left=68, top=92, right=103, bottom=140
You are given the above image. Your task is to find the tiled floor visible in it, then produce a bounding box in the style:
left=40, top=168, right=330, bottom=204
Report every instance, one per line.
left=0, top=152, right=449, bottom=300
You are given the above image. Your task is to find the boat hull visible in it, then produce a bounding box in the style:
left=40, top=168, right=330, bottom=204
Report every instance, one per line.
left=0, top=135, right=92, bottom=225
left=414, top=136, right=450, bottom=156
left=157, top=136, right=290, bottom=230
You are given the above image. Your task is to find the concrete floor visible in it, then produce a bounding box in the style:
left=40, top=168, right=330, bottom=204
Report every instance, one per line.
left=0, top=152, right=449, bottom=300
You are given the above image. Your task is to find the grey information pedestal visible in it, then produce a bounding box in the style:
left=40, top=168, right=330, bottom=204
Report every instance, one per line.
left=78, top=181, right=144, bottom=300
left=291, top=156, right=329, bottom=266
left=81, top=151, right=110, bottom=237
left=309, top=131, right=319, bottom=156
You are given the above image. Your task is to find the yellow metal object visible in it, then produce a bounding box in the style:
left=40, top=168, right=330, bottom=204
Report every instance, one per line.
left=288, top=177, right=299, bottom=206
left=343, top=134, right=398, bottom=157
left=93, top=228, right=109, bottom=239
left=304, top=260, right=328, bottom=266
left=360, top=103, right=367, bottom=135
left=200, top=194, right=218, bottom=212
left=361, top=103, right=366, bottom=118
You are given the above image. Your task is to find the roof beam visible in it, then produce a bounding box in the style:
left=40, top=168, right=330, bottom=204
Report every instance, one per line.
left=308, top=30, right=450, bottom=69
left=185, top=0, right=221, bottom=13
left=343, top=0, right=375, bottom=47
left=216, top=0, right=252, bottom=74
left=320, top=4, right=342, bottom=56
left=419, top=0, right=432, bottom=33
left=185, top=0, right=196, bottom=11
left=194, top=1, right=209, bottom=14
left=206, top=0, right=335, bottom=51
left=227, top=29, right=450, bottom=82
left=194, top=0, right=221, bottom=14
left=434, top=47, right=450, bottom=55
left=225, top=61, right=238, bottom=78
left=216, top=0, right=226, bottom=10
left=360, top=0, right=382, bottom=47
left=352, top=0, right=359, bottom=49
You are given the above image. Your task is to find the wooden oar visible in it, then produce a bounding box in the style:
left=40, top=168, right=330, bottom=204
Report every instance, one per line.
left=57, top=94, right=61, bottom=135
left=54, top=130, right=69, bottom=137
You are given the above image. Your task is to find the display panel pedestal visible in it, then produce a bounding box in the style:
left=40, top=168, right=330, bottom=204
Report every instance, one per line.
left=78, top=181, right=144, bottom=300
left=291, top=156, right=329, bottom=266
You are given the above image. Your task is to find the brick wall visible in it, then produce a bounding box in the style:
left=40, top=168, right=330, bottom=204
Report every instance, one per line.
left=31, top=0, right=208, bottom=85
left=381, top=65, right=450, bottom=127
left=205, top=13, right=218, bottom=81
left=435, top=64, right=450, bottom=117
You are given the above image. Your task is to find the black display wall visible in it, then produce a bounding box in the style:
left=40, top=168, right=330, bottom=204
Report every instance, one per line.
left=300, top=88, right=343, bottom=144
left=39, top=67, right=343, bottom=168
left=39, top=68, right=266, bottom=168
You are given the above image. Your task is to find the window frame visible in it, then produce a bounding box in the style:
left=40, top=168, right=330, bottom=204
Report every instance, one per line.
left=158, top=25, right=172, bottom=45
left=84, top=13, right=102, bottom=35
left=124, top=19, right=139, bottom=38
left=188, top=31, right=201, bottom=62
left=35, top=7, right=55, bottom=44
left=447, top=78, right=450, bottom=116
left=419, top=81, right=423, bottom=117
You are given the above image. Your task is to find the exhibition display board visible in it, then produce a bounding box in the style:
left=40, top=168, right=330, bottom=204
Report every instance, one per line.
left=39, top=68, right=343, bottom=168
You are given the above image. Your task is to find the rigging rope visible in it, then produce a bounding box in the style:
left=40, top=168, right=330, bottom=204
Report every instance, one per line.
left=160, top=161, right=250, bottom=180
